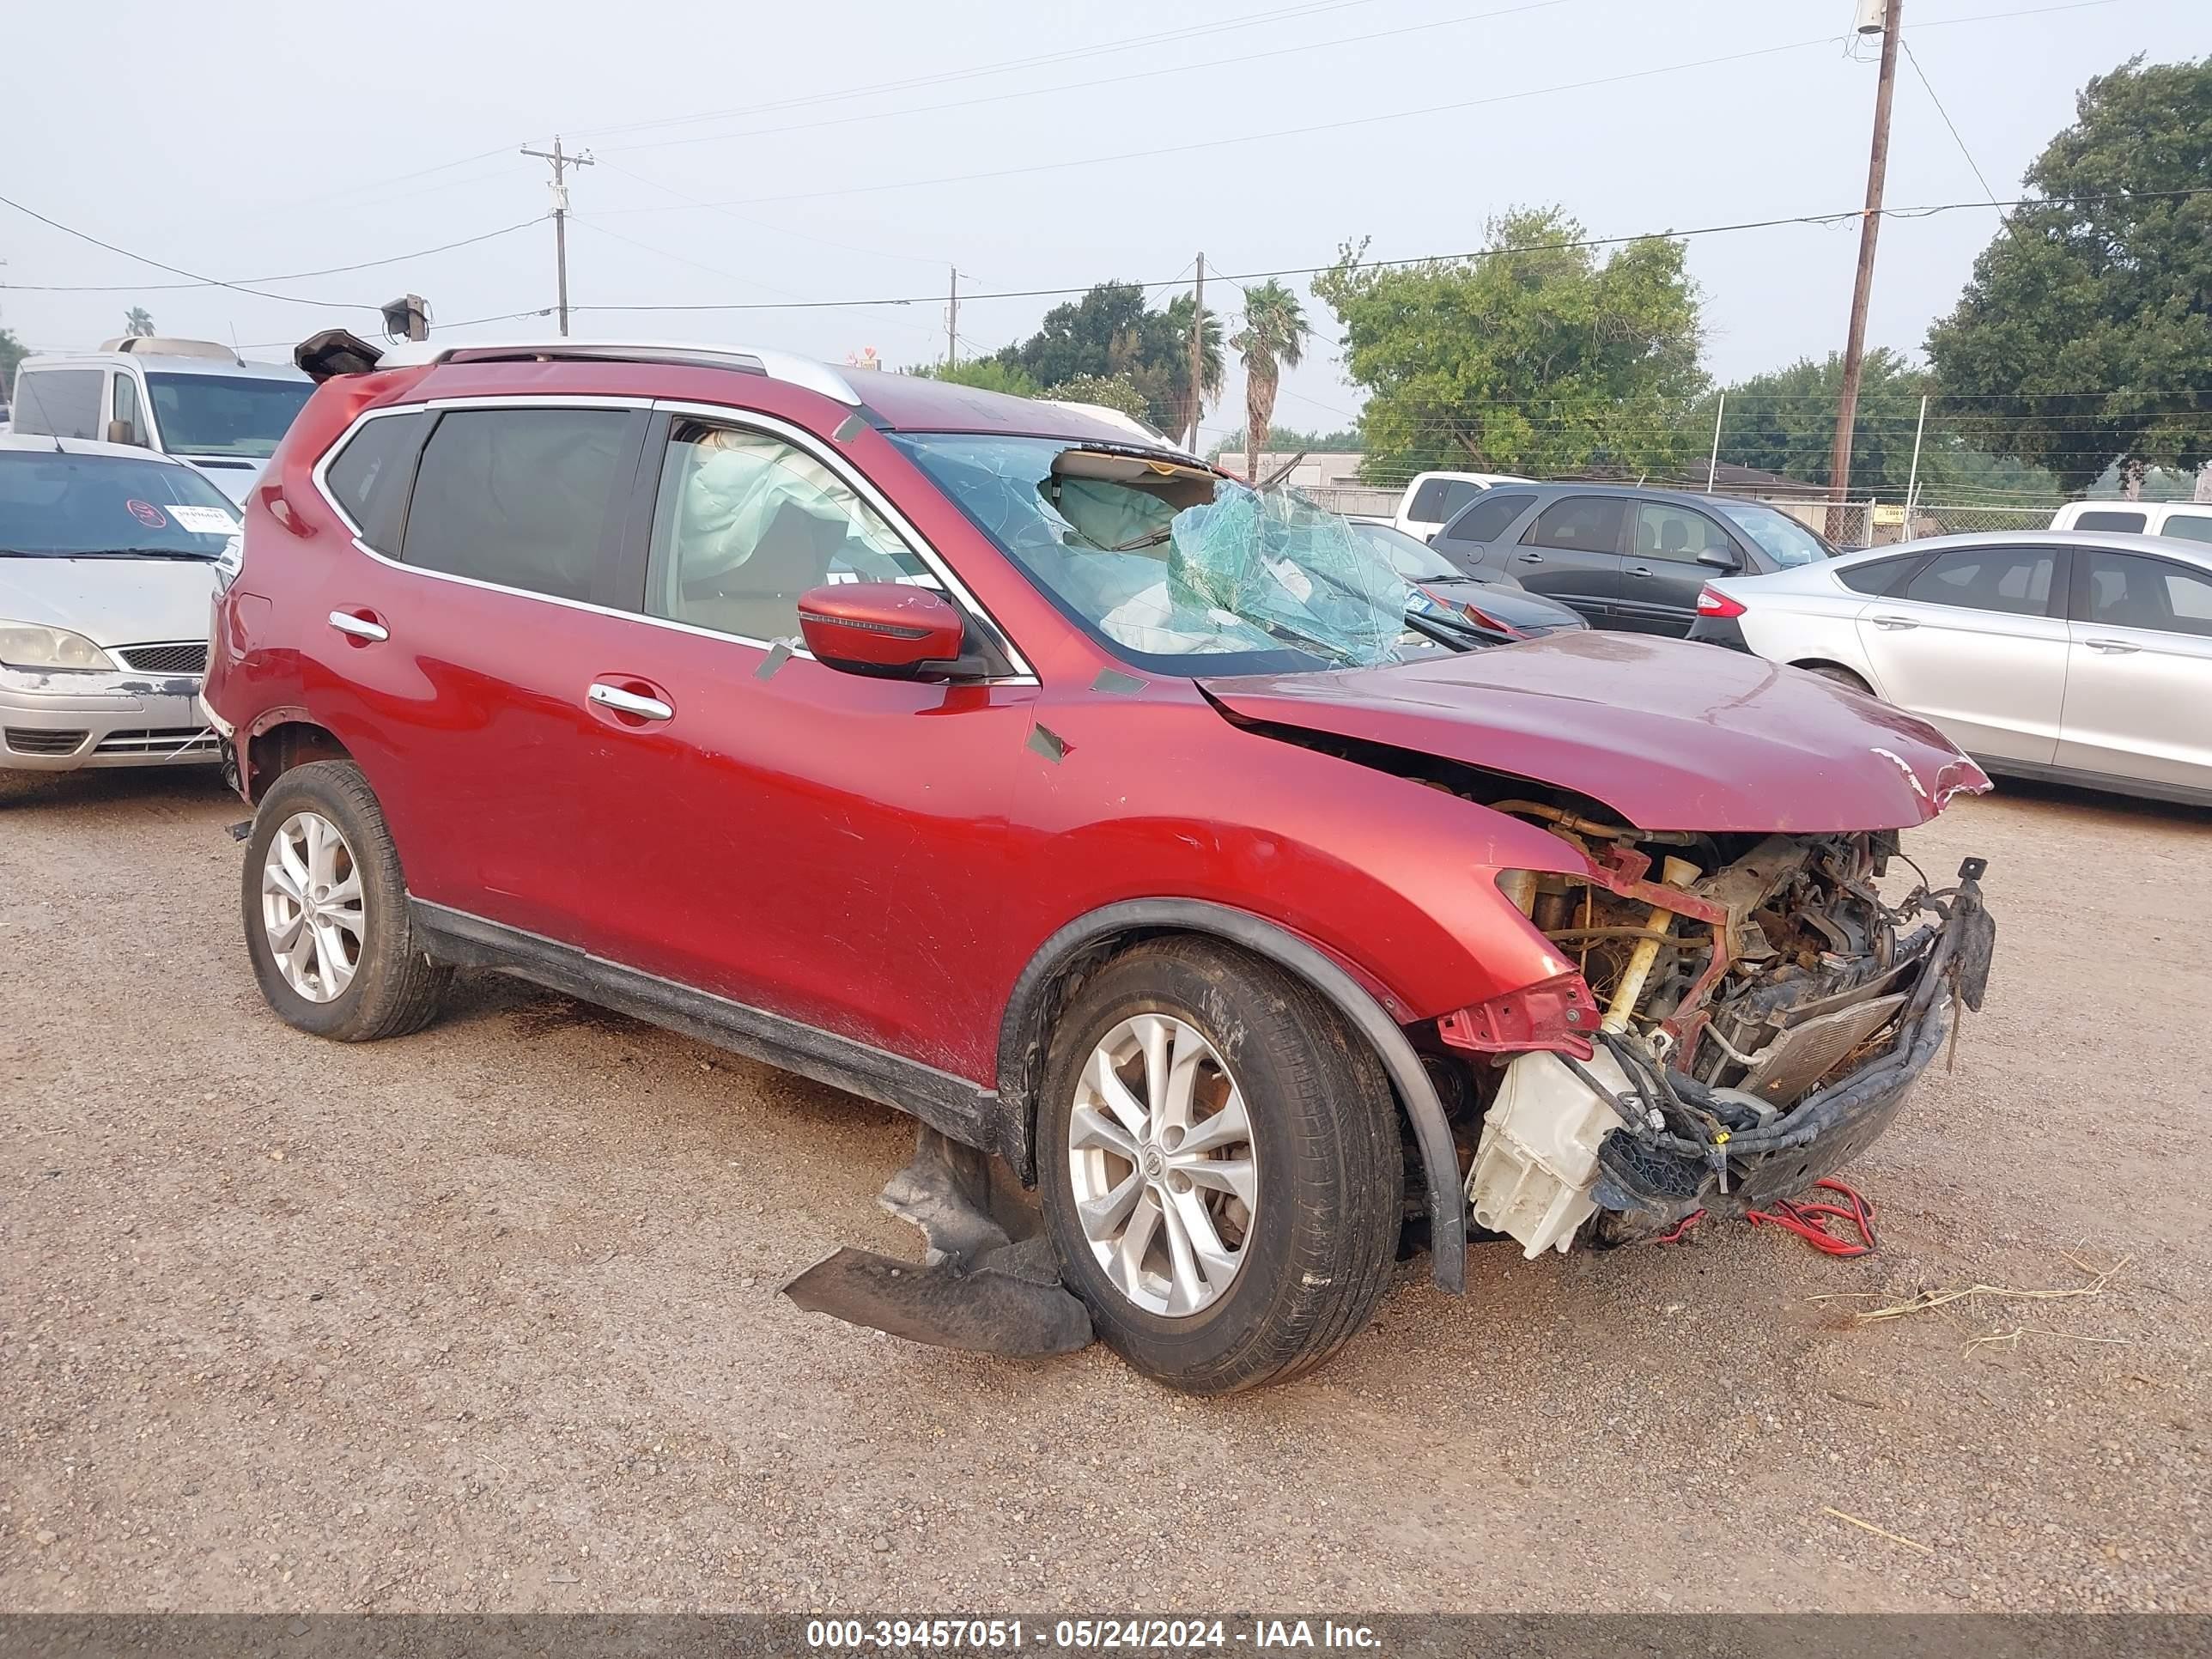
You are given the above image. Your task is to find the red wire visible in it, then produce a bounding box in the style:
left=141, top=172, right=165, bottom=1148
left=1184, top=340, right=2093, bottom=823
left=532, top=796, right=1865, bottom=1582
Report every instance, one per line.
left=1650, top=1178, right=1879, bottom=1256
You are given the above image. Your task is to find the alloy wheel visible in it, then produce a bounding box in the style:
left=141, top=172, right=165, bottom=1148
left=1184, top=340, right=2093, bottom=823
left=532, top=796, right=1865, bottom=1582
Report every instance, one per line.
left=1066, top=1013, right=1257, bottom=1317
left=260, top=811, right=365, bottom=1003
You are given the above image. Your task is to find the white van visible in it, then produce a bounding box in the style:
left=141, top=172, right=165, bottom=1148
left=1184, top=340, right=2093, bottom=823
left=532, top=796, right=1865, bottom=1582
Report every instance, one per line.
left=1391, top=469, right=1536, bottom=542
left=9, top=339, right=313, bottom=505
left=2050, top=498, right=2212, bottom=544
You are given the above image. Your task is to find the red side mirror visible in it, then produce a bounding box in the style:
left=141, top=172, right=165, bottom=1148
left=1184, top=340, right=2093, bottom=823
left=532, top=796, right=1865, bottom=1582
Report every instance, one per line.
left=797, top=581, right=969, bottom=679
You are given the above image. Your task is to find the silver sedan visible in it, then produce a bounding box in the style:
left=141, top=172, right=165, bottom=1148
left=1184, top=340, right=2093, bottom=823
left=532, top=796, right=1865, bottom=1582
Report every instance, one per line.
left=1689, top=529, right=2212, bottom=808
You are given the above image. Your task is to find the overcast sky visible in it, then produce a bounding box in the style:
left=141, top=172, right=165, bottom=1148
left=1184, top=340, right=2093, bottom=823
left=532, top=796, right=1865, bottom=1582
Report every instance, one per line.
left=4, top=0, right=2208, bottom=447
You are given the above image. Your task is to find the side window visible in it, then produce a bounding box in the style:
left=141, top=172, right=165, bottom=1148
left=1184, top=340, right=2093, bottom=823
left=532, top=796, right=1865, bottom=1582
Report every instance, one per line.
left=2081, top=551, right=2212, bottom=639
left=1522, top=495, right=1627, bottom=554
left=1443, top=491, right=1534, bottom=544
left=400, top=408, right=635, bottom=603
left=2073, top=508, right=2146, bottom=533
left=13, top=369, right=103, bottom=440
left=325, top=410, right=430, bottom=552
left=645, top=421, right=935, bottom=644
left=1407, top=478, right=1449, bottom=520
left=1900, top=546, right=2056, bottom=617
left=2159, top=512, right=2212, bottom=545
left=1632, top=502, right=1733, bottom=562
left=111, top=375, right=148, bottom=447
left=1837, top=554, right=1920, bottom=596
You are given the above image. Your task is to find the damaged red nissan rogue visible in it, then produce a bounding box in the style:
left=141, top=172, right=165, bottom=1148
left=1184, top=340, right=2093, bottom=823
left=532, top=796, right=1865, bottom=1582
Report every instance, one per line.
left=202, top=335, right=1997, bottom=1394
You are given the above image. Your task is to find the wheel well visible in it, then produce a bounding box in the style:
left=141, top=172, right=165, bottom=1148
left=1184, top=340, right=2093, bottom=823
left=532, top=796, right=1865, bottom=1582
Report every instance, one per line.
left=1790, top=658, right=1872, bottom=685
left=243, top=720, right=352, bottom=802
left=1000, top=923, right=1422, bottom=1194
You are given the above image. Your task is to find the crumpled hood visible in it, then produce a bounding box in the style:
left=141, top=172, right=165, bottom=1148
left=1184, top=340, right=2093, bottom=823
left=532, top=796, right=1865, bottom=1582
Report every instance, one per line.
left=1202, top=630, right=1989, bottom=833
left=0, top=558, right=218, bottom=648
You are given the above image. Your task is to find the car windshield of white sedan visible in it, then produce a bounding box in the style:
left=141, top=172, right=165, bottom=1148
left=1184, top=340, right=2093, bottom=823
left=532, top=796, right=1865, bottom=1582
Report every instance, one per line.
left=0, top=451, right=242, bottom=558
left=1717, top=501, right=1828, bottom=567
left=890, top=433, right=1434, bottom=672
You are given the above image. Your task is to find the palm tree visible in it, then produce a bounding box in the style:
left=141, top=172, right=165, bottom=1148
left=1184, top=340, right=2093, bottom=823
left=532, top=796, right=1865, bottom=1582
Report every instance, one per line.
left=1231, top=282, right=1309, bottom=483
left=124, top=307, right=155, bottom=338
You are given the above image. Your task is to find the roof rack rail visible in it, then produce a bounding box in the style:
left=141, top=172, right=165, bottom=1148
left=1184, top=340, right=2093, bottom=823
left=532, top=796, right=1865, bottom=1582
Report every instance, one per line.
left=292, top=330, right=861, bottom=406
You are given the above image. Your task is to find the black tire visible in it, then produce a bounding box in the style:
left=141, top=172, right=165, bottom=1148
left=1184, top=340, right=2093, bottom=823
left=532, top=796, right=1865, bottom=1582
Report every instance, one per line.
left=240, top=759, right=451, bottom=1042
left=1804, top=663, right=1875, bottom=695
left=1037, top=939, right=1402, bottom=1395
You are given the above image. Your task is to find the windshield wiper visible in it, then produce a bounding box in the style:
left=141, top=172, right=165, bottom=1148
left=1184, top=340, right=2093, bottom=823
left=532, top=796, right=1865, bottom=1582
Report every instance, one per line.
left=45, top=548, right=217, bottom=562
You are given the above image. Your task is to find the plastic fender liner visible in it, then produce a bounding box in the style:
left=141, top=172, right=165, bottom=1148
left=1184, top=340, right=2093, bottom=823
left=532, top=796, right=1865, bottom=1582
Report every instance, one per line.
left=995, top=898, right=1468, bottom=1295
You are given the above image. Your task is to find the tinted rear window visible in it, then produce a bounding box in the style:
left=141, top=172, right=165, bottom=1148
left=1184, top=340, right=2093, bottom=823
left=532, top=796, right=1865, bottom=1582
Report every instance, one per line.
left=1409, top=477, right=1483, bottom=523
left=1442, top=491, right=1534, bottom=544
left=1901, top=546, right=2057, bottom=616
left=2073, top=508, right=2146, bottom=532
left=2160, top=512, right=2212, bottom=544
left=1837, top=554, right=1919, bottom=595
left=325, top=411, right=429, bottom=552
left=1523, top=495, right=1626, bottom=553
left=399, top=409, right=635, bottom=603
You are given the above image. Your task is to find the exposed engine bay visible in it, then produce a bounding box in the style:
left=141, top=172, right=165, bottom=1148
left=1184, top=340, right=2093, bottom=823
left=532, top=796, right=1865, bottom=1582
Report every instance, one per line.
left=1440, top=802, right=1997, bottom=1258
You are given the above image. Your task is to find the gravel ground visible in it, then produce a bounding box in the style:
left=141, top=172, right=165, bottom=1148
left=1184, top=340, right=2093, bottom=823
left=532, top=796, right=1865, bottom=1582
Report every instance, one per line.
left=2, top=766, right=2207, bottom=1613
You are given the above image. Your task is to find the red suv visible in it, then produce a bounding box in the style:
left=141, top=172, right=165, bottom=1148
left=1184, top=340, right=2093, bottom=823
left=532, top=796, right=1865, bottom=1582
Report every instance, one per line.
left=203, top=337, right=1996, bottom=1393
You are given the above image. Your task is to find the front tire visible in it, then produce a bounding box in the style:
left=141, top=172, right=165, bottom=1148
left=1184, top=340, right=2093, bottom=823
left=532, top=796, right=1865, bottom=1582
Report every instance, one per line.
left=1037, top=939, right=1402, bottom=1394
left=240, top=760, right=451, bottom=1042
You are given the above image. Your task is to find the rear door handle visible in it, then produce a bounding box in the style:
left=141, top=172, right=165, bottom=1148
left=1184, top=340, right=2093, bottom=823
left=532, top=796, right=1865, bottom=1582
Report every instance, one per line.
left=2083, top=638, right=2141, bottom=653
left=587, top=683, right=674, bottom=721
left=1869, top=615, right=1919, bottom=630
left=1516, top=551, right=1544, bottom=564
left=328, top=610, right=388, bottom=642
left=1626, top=564, right=1655, bottom=579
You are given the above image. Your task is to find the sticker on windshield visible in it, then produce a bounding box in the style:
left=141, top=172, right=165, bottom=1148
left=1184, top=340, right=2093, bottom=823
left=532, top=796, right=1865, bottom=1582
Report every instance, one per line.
left=126, top=499, right=169, bottom=529
left=170, top=505, right=240, bottom=535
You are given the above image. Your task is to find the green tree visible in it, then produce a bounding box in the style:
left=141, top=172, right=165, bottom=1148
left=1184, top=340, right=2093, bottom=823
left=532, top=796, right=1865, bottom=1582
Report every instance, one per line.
left=124, top=307, right=155, bottom=338
left=994, top=283, right=1221, bottom=442
left=1705, top=349, right=1929, bottom=492
left=1040, top=372, right=1154, bottom=426
left=1925, top=55, right=2212, bottom=494
left=1314, top=208, right=1705, bottom=483
left=0, top=325, right=25, bottom=399
left=1231, top=281, right=1310, bottom=482
left=1207, top=424, right=1364, bottom=462
left=905, top=358, right=1040, bottom=397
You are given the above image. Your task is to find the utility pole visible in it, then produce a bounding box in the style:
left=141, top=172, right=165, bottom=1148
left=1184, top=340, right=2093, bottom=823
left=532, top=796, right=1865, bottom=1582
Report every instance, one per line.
left=520, top=136, right=594, bottom=337
left=947, top=266, right=958, bottom=370
left=1829, top=0, right=1902, bottom=515
left=1188, top=252, right=1206, bottom=451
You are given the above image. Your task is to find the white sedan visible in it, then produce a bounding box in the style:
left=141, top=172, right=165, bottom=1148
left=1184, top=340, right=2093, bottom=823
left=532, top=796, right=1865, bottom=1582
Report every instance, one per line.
left=1687, top=529, right=2212, bottom=808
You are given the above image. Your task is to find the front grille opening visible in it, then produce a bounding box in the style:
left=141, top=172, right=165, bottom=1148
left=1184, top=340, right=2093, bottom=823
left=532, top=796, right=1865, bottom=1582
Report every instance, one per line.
left=3, top=728, right=89, bottom=756
left=116, top=641, right=210, bottom=675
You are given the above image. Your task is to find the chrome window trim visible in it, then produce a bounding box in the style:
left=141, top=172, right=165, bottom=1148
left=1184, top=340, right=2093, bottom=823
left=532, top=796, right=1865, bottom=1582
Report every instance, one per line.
left=307, top=396, right=1040, bottom=685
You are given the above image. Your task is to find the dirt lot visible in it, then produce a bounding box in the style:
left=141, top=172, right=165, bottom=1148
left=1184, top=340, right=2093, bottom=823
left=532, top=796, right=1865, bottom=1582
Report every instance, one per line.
left=2, top=767, right=2208, bottom=1613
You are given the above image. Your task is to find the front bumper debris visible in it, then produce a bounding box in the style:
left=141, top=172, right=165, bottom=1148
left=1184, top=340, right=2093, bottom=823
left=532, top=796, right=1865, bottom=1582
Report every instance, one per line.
left=782, top=1127, right=1092, bottom=1358
left=0, top=667, right=216, bottom=771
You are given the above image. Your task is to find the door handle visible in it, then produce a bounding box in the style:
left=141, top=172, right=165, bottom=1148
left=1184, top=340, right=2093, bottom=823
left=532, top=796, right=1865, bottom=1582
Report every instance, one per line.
left=327, top=610, right=388, bottom=642
left=1626, top=564, right=1655, bottom=579
left=2083, top=638, right=2141, bottom=653
left=587, top=682, right=674, bottom=721
left=1869, top=615, right=1919, bottom=630
left=1516, top=551, right=1544, bottom=564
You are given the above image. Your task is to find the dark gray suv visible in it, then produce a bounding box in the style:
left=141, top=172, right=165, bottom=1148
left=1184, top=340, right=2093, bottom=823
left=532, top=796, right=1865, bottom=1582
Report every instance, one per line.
left=1431, top=484, right=1832, bottom=635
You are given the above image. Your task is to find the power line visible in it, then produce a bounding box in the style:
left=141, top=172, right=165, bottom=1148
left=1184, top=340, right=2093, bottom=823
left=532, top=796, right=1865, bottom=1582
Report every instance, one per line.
left=603, top=0, right=1577, bottom=156
left=1902, top=38, right=2005, bottom=204
left=0, top=189, right=380, bottom=312
left=234, top=307, right=554, bottom=353
left=569, top=188, right=2212, bottom=315
left=0, top=218, right=544, bottom=295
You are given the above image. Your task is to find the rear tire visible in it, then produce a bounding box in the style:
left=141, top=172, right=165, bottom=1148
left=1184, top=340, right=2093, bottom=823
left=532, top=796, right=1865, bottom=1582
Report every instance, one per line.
left=240, top=760, right=451, bottom=1042
left=1037, top=939, right=1402, bottom=1395
left=1804, top=663, right=1875, bottom=695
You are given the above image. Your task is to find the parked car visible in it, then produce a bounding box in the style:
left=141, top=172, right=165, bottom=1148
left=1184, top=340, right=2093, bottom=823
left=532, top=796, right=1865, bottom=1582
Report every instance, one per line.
left=204, top=335, right=1995, bottom=1394
left=1689, top=529, right=2212, bottom=808
left=1431, top=483, right=1832, bottom=635
left=1390, top=469, right=1534, bottom=542
left=2051, top=499, right=2212, bottom=544
left=1, top=435, right=238, bottom=782
left=9, top=338, right=314, bottom=505
left=1346, top=518, right=1585, bottom=637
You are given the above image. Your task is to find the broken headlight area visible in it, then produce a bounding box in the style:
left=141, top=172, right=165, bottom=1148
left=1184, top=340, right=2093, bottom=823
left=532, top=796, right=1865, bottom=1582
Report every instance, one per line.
left=1438, top=809, right=1996, bottom=1259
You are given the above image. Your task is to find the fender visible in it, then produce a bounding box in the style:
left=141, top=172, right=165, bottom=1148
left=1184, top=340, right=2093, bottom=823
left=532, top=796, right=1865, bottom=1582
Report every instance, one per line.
left=994, top=898, right=1467, bottom=1296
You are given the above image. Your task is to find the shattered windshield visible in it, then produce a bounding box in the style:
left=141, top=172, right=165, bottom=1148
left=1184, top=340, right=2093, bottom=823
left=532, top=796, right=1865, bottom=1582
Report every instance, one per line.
left=890, top=433, right=1444, bottom=674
